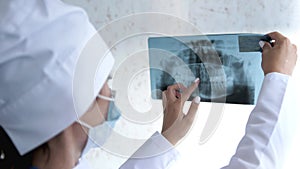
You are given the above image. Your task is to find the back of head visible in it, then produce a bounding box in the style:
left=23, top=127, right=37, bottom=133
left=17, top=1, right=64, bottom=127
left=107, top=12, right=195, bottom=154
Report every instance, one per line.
left=0, top=126, right=33, bottom=168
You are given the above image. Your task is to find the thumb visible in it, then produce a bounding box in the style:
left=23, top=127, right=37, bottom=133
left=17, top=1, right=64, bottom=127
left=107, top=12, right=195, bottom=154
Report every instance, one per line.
left=259, top=40, right=272, bottom=52
left=185, top=96, right=201, bottom=122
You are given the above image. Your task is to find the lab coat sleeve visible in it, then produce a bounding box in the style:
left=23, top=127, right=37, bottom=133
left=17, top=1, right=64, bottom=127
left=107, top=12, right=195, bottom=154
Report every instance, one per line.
left=119, top=131, right=180, bottom=169
left=221, top=72, right=293, bottom=169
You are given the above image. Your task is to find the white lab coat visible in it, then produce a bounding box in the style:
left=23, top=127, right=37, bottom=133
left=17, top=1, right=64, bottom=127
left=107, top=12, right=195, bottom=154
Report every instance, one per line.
left=119, top=73, right=295, bottom=169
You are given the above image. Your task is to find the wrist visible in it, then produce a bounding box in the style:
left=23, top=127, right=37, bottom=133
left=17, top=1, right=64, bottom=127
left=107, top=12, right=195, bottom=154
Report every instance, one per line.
left=162, top=131, right=177, bottom=145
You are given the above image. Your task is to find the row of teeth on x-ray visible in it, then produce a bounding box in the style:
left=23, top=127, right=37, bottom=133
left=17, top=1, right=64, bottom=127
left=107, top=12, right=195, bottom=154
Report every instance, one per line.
left=173, top=62, right=233, bottom=100
left=159, top=39, right=246, bottom=100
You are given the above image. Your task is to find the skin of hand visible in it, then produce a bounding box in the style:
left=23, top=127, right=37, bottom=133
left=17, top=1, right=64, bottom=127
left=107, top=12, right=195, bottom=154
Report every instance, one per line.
left=260, top=32, right=298, bottom=76
left=161, top=78, right=200, bottom=145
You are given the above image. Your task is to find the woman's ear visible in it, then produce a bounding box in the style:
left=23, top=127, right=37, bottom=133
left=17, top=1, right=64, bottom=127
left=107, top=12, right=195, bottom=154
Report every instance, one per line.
left=99, top=81, right=111, bottom=97
left=79, top=100, right=106, bottom=128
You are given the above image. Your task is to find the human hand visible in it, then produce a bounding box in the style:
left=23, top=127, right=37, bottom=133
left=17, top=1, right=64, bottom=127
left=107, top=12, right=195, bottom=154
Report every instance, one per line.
left=260, top=32, right=297, bottom=76
left=161, top=78, right=200, bottom=145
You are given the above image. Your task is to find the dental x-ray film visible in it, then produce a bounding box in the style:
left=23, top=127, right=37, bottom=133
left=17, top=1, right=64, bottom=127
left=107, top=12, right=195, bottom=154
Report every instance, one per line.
left=148, top=34, right=265, bottom=105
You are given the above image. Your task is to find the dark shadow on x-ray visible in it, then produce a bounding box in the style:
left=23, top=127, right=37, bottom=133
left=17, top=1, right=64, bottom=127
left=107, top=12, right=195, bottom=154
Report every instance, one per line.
left=148, top=34, right=264, bottom=105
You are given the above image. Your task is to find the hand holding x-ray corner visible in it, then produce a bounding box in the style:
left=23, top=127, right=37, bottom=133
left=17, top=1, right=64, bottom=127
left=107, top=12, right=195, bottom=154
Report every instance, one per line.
left=260, top=32, right=297, bottom=76
left=161, top=78, right=201, bottom=145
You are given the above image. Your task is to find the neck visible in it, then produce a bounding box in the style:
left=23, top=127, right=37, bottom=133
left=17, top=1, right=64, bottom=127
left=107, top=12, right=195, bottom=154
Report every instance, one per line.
left=32, top=123, right=88, bottom=169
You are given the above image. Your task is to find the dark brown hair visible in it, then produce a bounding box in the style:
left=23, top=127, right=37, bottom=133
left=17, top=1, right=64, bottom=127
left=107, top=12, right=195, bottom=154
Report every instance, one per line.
left=0, top=126, right=34, bottom=169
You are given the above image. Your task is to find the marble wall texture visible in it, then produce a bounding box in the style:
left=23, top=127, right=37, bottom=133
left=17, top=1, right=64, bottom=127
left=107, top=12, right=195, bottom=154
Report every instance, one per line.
left=62, top=0, right=300, bottom=169
left=63, top=0, right=300, bottom=34
left=63, top=0, right=189, bottom=29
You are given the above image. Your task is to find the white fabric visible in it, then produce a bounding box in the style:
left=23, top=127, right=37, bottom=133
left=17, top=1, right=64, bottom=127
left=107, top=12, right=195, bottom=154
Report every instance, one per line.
left=73, top=158, right=93, bottom=169
left=72, top=132, right=178, bottom=169
left=221, top=72, right=295, bottom=169
left=0, top=0, right=114, bottom=155
left=117, top=72, right=295, bottom=169
left=120, top=132, right=180, bottom=169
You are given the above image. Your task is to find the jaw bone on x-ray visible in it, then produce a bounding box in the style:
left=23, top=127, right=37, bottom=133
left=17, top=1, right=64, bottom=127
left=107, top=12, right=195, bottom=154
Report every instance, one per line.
left=148, top=34, right=265, bottom=105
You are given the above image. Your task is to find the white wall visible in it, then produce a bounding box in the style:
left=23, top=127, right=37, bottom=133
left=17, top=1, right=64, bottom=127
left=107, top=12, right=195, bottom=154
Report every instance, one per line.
left=63, top=0, right=189, bottom=29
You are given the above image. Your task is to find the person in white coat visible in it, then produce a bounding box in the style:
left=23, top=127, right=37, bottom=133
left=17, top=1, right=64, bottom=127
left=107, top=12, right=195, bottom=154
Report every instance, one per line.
left=0, top=1, right=298, bottom=169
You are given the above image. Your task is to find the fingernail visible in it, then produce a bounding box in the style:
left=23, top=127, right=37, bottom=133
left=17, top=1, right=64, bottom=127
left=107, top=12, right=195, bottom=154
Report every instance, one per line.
left=194, top=78, right=200, bottom=83
left=194, top=96, right=201, bottom=104
left=259, top=41, right=265, bottom=48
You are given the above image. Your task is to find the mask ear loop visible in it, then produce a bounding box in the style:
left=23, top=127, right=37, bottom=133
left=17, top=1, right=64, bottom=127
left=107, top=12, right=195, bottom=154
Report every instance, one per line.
left=76, top=101, right=101, bottom=129
left=97, top=94, right=114, bottom=101
left=77, top=119, right=93, bottom=129
left=97, top=84, right=116, bottom=102
left=101, top=72, right=117, bottom=101
left=78, top=88, right=116, bottom=130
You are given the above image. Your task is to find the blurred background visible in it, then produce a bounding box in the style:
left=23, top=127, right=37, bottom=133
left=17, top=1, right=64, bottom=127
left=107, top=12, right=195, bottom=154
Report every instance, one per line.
left=63, top=0, right=300, bottom=168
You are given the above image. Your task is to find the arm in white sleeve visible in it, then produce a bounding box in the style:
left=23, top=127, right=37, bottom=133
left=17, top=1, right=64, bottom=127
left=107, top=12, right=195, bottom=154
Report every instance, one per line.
left=119, top=132, right=179, bottom=169
left=222, top=72, right=297, bottom=169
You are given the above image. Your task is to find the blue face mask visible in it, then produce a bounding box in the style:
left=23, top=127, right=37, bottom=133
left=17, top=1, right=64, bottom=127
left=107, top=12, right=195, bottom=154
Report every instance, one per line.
left=105, top=99, right=122, bottom=128
left=77, top=93, right=122, bottom=156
